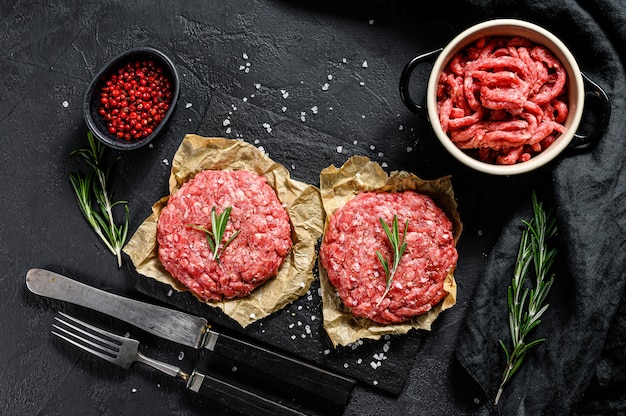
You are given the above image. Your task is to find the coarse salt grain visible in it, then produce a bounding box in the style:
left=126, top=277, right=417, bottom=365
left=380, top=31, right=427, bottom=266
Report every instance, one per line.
left=254, top=83, right=261, bottom=89
left=327, top=74, right=333, bottom=80
left=223, top=119, right=231, bottom=126
left=281, top=89, right=289, bottom=99
left=243, top=53, right=248, bottom=60
left=167, top=289, right=173, bottom=297
left=369, top=19, right=374, bottom=25
left=131, top=388, right=137, bottom=393
left=62, top=100, right=69, bottom=107
left=178, top=351, right=184, bottom=360
left=282, top=106, right=287, bottom=112
left=360, top=81, right=365, bottom=86
left=249, top=313, right=256, bottom=319
left=407, top=147, right=413, bottom=152
left=337, top=146, right=343, bottom=153
left=185, top=102, right=192, bottom=108
left=324, top=349, right=330, bottom=355
left=162, top=159, right=169, bottom=166
left=321, top=83, right=329, bottom=91
left=311, top=106, right=318, bottom=114
left=362, top=60, right=368, bottom=68
left=291, top=335, right=296, bottom=340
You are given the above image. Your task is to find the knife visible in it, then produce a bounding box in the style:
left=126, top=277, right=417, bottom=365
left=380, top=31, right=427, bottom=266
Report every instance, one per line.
left=26, top=268, right=355, bottom=406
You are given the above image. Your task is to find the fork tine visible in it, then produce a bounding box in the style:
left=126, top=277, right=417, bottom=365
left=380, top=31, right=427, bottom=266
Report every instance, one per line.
left=53, top=317, right=122, bottom=353
left=57, top=311, right=125, bottom=345
left=52, top=326, right=120, bottom=366
left=52, top=312, right=130, bottom=368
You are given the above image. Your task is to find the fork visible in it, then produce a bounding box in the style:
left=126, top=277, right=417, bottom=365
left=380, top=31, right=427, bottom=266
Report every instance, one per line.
left=52, top=312, right=308, bottom=416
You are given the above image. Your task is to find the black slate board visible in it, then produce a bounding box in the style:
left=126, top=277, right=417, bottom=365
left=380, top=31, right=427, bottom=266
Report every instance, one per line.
left=130, top=85, right=438, bottom=397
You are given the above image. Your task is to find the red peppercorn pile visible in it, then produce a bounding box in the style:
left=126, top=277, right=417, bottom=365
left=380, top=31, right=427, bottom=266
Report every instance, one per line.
left=98, top=59, right=173, bottom=141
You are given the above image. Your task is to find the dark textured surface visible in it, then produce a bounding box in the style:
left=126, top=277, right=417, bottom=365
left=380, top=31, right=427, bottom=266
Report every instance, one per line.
left=2, top=1, right=625, bottom=415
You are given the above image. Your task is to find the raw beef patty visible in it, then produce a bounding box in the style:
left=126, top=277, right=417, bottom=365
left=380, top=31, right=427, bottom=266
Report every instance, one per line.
left=157, top=169, right=292, bottom=301
left=320, top=191, right=458, bottom=324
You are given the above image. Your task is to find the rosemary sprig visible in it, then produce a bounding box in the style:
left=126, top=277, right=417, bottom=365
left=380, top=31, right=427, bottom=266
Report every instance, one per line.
left=69, top=132, right=129, bottom=268
left=376, top=215, right=409, bottom=306
left=189, top=206, right=240, bottom=263
left=495, top=191, right=557, bottom=405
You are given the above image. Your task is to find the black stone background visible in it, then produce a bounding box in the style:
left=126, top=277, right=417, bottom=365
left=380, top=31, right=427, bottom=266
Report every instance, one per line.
left=2, top=0, right=624, bottom=415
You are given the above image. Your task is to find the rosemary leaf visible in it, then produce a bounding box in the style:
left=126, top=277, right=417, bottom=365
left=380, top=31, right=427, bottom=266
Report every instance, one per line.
left=376, top=215, right=409, bottom=306
left=189, top=206, right=239, bottom=263
left=494, top=191, right=557, bottom=405
left=69, top=132, right=129, bottom=267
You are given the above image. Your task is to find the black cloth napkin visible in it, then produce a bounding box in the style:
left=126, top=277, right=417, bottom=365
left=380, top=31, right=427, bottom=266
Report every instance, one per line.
left=455, top=0, right=626, bottom=414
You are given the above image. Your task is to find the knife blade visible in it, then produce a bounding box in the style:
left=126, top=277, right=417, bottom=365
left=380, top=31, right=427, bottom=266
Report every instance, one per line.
left=26, top=268, right=355, bottom=406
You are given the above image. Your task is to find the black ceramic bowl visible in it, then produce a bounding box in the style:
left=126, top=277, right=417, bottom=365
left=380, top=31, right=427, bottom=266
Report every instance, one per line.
left=83, top=47, right=180, bottom=150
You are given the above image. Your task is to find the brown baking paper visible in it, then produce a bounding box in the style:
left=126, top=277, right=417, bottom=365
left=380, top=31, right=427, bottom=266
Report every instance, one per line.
left=319, top=156, right=463, bottom=347
left=123, top=135, right=324, bottom=328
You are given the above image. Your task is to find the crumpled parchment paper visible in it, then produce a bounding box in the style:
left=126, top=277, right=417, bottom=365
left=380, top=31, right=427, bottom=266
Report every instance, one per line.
left=123, top=135, right=324, bottom=328
left=319, top=156, right=463, bottom=347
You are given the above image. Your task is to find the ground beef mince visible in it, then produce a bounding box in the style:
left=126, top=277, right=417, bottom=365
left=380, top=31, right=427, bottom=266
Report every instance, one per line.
left=437, top=36, right=568, bottom=164
left=320, top=191, right=458, bottom=324
left=157, top=170, right=292, bottom=301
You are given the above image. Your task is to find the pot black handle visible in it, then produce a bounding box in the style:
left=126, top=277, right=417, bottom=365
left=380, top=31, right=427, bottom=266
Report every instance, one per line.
left=570, top=72, right=611, bottom=149
left=399, top=48, right=443, bottom=120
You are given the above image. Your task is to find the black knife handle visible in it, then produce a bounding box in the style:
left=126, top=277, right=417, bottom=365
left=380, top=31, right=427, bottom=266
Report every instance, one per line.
left=209, top=332, right=355, bottom=406
left=186, top=370, right=308, bottom=416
